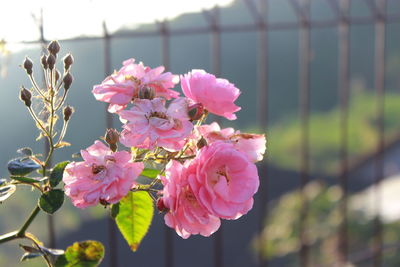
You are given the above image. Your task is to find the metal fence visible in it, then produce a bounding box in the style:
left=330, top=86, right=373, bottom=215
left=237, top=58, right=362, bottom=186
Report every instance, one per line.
left=11, top=0, right=400, bottom=266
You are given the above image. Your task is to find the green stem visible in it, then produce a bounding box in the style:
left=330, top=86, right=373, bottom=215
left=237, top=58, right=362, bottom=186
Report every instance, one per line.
left=17, top=206, right=41, bottom=237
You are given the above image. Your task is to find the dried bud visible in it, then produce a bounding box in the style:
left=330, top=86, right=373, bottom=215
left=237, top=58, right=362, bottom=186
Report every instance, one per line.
left=188, top=103, right=204, bottom=121
left=197, top=136, right=208, bottom=149
left=47, top=40, right=60, bottom=56
left=157, top=198, right=168, bottom=213
left=23, top=57, right=33, bottom=75
left=63, top=53, right=74, bottom=71
left=99, top=199, right=109, bottom=206
left=63, top=105, right=74, bottom=121
left=63, top=73, right=73, bottom=90
left=20, top=87, right=32, bottom=107
left=47, top=54, right=56, bottom=70
left=55, top=70, right=61, bottom=83
left=105, top=128, right=119, bottom=145
left=41, top=55, right=48, bottom=69
left=138, top=86, right=156, bottom=100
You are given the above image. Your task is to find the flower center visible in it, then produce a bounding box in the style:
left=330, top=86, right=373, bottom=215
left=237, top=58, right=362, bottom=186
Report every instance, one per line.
left=91, top=164, right=106, bottom=174
left=150, top=111, right=168, bottom=120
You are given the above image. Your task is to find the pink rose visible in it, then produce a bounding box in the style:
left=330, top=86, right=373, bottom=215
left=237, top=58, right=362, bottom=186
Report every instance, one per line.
left=197, top=122, right=266, bottom=162
left=92, top=58, right=179, bottom=113
left=180, top=70, right=241, bottom=120
left=119, top=97, right=193, bottom=151
left=161, top=160, right=221, bottom=239
left=188, top=141, right=259, bottom=219
left=63, top=141, right=143, bottom=208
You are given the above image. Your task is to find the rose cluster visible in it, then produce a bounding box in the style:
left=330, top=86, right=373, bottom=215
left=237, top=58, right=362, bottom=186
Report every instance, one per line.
left=63, top=59, right=266, bottom=238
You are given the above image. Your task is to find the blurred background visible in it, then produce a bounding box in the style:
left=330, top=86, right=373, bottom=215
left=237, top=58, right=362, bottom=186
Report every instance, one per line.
left=1, top=0, right=400, bottom=266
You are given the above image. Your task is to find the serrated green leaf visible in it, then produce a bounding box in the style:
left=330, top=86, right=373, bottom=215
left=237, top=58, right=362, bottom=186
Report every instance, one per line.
left=0, top=185, right=16, bottom=202
left=11, top=176, right=40, bottom=184
left=7, top=157, right=41, bottom=176
left=115, top=191, right=154, bottom=251
left=50, top=161, right=70, bottom=187
left=140, top=168, right=161, bottom=179
left=55, top=240, right=104, bottom=267
left=39, top=189, right=64, bottom=214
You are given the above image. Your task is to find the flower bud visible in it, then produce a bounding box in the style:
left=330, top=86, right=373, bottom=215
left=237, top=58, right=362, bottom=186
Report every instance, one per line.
left=188, top=103, right=204, bottom=121
left=41, top=55, right=48, bottom=69
left=138, top=86, right=155, bottom=100
left=63, top=73, right=73, bottom=90
left=23, top=57, right=33, bottom=75
left=63, top=105, right=74, bottom=121
left=55, top=70, right=61, bottom=83
left=157, top=198, right=168, bottom=213
left=20, top=87, right=32, bottom=107
left=47, top=54, right=56, bottom=70
left=197, top=136, right=208, bottom=149
left=63, top=53, right=74, bottom=71
left=47, top=40, right=60, bottom=56
left=105, top=129, right=119, bottom=145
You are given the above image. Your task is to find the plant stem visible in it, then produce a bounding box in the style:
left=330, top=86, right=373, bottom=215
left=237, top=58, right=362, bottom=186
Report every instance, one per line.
left=17, top=206, right=41, bottom=237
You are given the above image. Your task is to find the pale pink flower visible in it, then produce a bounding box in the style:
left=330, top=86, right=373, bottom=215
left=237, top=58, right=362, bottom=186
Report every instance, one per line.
left=63, top=141, right=143, bottom=208
left=119, top=97, right=193, bottom=151
left=197, top=122, right=266, bottom=162
left=181, top=69, right=241, bottom=120
left=92, top=58, right=179, bottom=113
left=161, top=160, right=221, bottom=239
left=188, top=141, right=259, bottom=219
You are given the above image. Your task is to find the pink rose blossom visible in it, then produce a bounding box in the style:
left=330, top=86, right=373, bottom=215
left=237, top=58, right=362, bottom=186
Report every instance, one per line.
left=188, top=141, right=259, bottom=219
left=197, top=122, right=266, bottom=162
left=119, top=97, right=193, bottom=151
left=180, top=69, right=241, bottom=120
left=161, top=160, right=221, bottom=239
left=92, top=58, right=179, bottom=113
left=63, top=141, right=143, bottom=208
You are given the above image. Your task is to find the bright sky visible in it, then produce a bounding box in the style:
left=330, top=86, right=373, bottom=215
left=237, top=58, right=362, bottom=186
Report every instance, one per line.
left=0, top=0, right=233, bottom=44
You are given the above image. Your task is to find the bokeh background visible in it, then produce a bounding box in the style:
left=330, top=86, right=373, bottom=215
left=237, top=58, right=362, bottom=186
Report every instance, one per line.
left=1, top=0, right=400, bottom=266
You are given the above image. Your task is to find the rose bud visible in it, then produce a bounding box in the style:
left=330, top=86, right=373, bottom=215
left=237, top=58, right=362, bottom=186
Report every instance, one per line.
left=55, top=70, right=61, bottom=83
left=197, top=136, right=208, bottom=149
left=23, top=57, right=33, bottom=75
left=105, top=128, right=119, bottom=145
left=20, top=87, right=32, bottom=107
left=41, top=55, right=48, bottom=69
left=157, top=198, right=168, bottom=213
left=188, top=103, right=204, bottom=121
left=63, top=73, right=73, bottom=90
left=47, top=40, right=60, bottom=56
left=63, top=53, right=74, bottom=71
left=47, top=54, right=56, bottom=70
left=63, top=105, right=74, bottom=121
left=138, top=86, right=155, bottom=100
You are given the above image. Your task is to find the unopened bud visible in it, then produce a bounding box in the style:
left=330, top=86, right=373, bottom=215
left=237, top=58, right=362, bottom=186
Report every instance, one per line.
left=20, top=87, right=32, bottom=107
left=157, top=198, right=168, bottom=213
left=63, top=53, right=74, bottom=71
left=63, top=73, right=73, bottom=90
left=55, top=70, right=61, bottom=83
left=23, top=57, right=33, bottom=75
left=41, top=55, right=48, bottom=69
left=138, top=86, right=156, bottom=100
left=105, top=129, right=119, bottom=145
left=188, top=103, right=204, bottom=121
left=63, top=105, right=74, bottom=121
left=47, top=54, right=56, bottom=70
left=197, top=136, right=208, bottom=149
left=47, top=40, right=60, bottom=56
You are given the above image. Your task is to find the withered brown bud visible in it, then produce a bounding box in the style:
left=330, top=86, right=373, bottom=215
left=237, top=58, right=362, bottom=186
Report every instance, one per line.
left=105, top=128, right=119, bottom=145
left=188, top=103, right=204, bottom=121
left=197, top=136, right=208, bottom=149
left=47, top=54, right=56, bottom=70
left=41, top=55, right=48, bottom=69
left=63, top=73, right=73, bottom=90
left=23, top=57, right=33, bottom=75
left=138, top=86, right=156, bottom=100
left=55, top=70, right=61, bottom=83
left=63, top=53, right=74, bottom=71
left=20, top=87, right=32, bottom=107
left=47, top=40, right=60, bottom=56
left=63, top=105, right=74, bottom=121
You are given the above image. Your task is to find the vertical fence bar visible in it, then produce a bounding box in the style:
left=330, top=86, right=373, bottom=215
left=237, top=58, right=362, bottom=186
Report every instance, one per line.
left=159, top=19, right=174, bottom=267
left=336, top=0, right=350, bottom=263
left=372, top=0, right=386, bottom=266
left=103, top=21, right=118, bottom=267
left=289, top=0, right=311, bottom=265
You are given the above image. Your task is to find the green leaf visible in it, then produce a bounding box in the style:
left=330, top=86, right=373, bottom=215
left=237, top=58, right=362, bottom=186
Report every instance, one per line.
left=50, top=161, right=70, bottom=187
left=55, top=240, right=104, bottom=267
left=110, top=203, right=120, bottom=219
left=115, top=191, right=154, bottom=251
left=11, top=176, right=40, bottom=184
left=8, top=157, right=41, bottom=176
left=39, top=189, right=64, bottom=214
left=20, top=252, right=42, bottom=262
left=0, top=184, right=16, bottom=202
left=140, top=168, right=161, bottom=179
